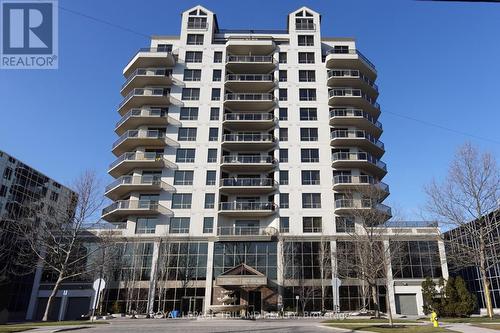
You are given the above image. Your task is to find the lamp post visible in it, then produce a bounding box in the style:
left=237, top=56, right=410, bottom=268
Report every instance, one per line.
left=295, top=295, right=299, bottom=315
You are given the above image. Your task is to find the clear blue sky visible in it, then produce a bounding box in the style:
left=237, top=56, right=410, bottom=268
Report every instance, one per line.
left=1, top=0, right=499, bottom=219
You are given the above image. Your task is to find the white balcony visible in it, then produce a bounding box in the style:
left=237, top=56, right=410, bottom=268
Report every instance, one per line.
left=218, top=201, right=278, bottom=217
left=221, top=133, right=276, bottom=151
left=105, top=175, right=175, bottom=201
left=123, top=47, right=176, bottom=78
left=328, top=88, right=380, bottom=117
left=226, top=36, right=275, bottom=55
left=325, top=48, right=376, bottom=78
left=223, top=113, right=276, bottom=131
left=101, top=200, right=172, bottom=222
left=115, top=108, right=179, bottom=135
left=220, top=155, right=277, bottom=172
left=330, top=130, right=385, bottom=157
left=225, top=55, right=276, bottom=73
left=121, top=68, right=173, bottom=96
left=117, top=88, right=181, bottom=116
left=219, top=178, right=277, bottom=194
left=332, top=175, right=390, bottom=199
left=329, top=108, right=382, bottom=137
left=327, top=69, right=378, bottom=97
left=216, top=226, right=278, bottom=241
left=334, top=198, right=391, bottom=217
left=331, top=152, right=387, bottom=178
left=224, top=93, right=276, bottom=111
left=108, top=152, right=177, bottom=178
left=112, top=130, right=178, bottom=156
left=224, top=74, right=275, bottom=92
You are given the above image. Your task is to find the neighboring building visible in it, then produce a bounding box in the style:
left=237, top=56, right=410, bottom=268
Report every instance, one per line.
left=25, top=5, right=448, bottom=319
left=0, top=150, right=76, bottom=321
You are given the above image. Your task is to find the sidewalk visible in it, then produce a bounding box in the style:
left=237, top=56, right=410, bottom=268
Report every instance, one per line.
left=443, top=323, right=500, bottom=333
left=27, top=326, right=91, bottom=333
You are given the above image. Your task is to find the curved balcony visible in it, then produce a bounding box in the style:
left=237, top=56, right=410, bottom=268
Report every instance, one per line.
left=330, top=130, right=384, bottom=157
left=226, top=36, right=275, bottom=55
left=123, top=47, right=176, bottom=78
left=219, top=178, right=277, bottom=194
left=224, top=93, right=276, bottom=111
left=218, top=201, right=278, bottom=217
left=328, top=89, right=380, bottom=116
left=108, top=152, right=176, bottom=178
left=115, top=108, right=179, bottom=135
left=101, top=200, right=172, bottom=222
left=332, top=176, right=390, bottom=199
left=325, top=48, right=376, bottom=78
left=222, top=133, right=276, bottom=151
left=121, top=68, right=173, bottom=96
left=224, top=74, right=275, bottom=92
left=112, top=130, right=178, bottom=156
left=225, top=55, right=276, bottom=73
left=334, top=198, right=391, bottom=218
left=118, top=88, right=180, bottom=116
left=329, top=108, right=382, bottom=136
left=221, top=155, right=277, bottom=172
left=105, top=175, right=175, bottom=201
left=216, top=226, right=278, bottom=241
left=327, top=69, right=378, bottom=96
left=223, top=113, right=276, bottom=131
left=331, top=152, right=387, bottom=178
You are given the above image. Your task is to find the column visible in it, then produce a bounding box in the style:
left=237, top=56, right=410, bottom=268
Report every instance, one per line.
left=203, top=241, right=214, bottom=314
left=383, top=240, right=396, bottom=316
left=438, top=239, right=449, bottom=280
left=330, top=240, right=340, bottom=312
left=146, top=240, right=160, bottom=314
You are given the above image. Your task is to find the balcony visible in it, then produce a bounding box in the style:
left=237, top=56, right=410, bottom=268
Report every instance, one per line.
left=118, top=88, right=180, bottom=116
left=295, top=22, right=316, bottom=31
left=222, top=133, right=276, bottom=151
left=332, top=176, right=390, bottom=199
left=104, top=175, right=174, bottom=201
left=334, top=198, right=392, bottom=217
left=330, top=130, right=384, bottom=157
left=216, top=226, right=278, bottom=241
left=224, top=93, right=276, bottom=111
left=327, top=69, right=378, bottom=96
left=225, top=55, right=276, bottom=73
left=325, top=48, right=376, bottom=77
left=108, top=152, right=177, bottom=178
left=121, top=68, right=173, bottom=96
left=101, top=200, right=172, bottom=222
left=187, top=21, right=208, bottom=30
left=221, top=155, right=277, bottom=172
left=331, top=152, right=387, bottom=178
left=328, top=89, right=380, bottom=116
left=226, top=36, right=275, bottom=55
left=219, top=178, right=277, bottom=194
left=123, top=47, right=176, bottom=78
left=115, top=108, right=179, bottom=135
left=223, top=113, right=276, bottom=131
left=218, top=201, right=278, bottom=217
left=112, top=130, right=178, bottom=156
left=329, top=108, right=382, bottom=136
left=225, top=74, right=275, bottom=92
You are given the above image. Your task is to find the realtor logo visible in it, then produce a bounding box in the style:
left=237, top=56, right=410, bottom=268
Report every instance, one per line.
left=1, top=0, right=58, bottom=69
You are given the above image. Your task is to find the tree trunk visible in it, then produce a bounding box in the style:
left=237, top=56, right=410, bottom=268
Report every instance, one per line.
left=42, top=276, right=63, bottom=321
left=371, top=284, right=379, bottom=318
left=479, top=236, right=494, bottom=318
left=385, top=286, right=393, bottom=326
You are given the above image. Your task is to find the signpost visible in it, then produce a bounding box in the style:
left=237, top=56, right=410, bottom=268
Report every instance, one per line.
left=91, top=278, right=106, bottom=322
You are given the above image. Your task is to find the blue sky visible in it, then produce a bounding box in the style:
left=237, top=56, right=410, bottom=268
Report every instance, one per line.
left=1, top=0, right=499, bottom=219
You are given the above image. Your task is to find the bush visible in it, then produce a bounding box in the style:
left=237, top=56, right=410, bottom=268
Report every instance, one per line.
left=421, top=276, right=476, bottom=317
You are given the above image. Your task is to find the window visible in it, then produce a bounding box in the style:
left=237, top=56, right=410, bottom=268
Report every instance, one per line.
left=3, top=167, right=12, bottom=180
left=204, top=193, right=215, bottom=209
left=174, top=170, right=194, bottom=185
left=171, top=194, right=192, bottom=209
left=333, top=45, right=349, bottom=54
left=207, top=149, right=217, bottom=163
left=176, top=149, right=196, bottom=163
left=298, top=35, right=314, bottom=46
left=212, top=69, right=222, bottom=82
left=180, top=107, right=198, bottom=120
left=279, top=149, right=288, bottom=163
left=299, top=88, right=316, bottom=101
left=302, top=193, right=321, bottom=208
left=185, top=51, right=202, bottom=63
left=299, top=108, right=317, bottom=120
left=279, top=108, right=288, bottom=121
left=391, top=240, right=442, bottom=279
left=183, top=69, right=201, bottom=81
left=178, top=127, right=197, bottom=141
left=182, top=88, right=200, bottom=100
left=136, top=217, right=157, bottom=234
left=170, top=217, right=190, bottom=233
left=203, top=217, right=214, bottom=233
left=280, top=217, right=290, bottom=233
left=279, top=52, right=287, bottom=64
left=187, top=16, right=207, bottom=29
left=206, top=170, right=216, bottom=185
left=300, top=128, right=318, bottom=141
left=301, top=148, right=319, bottom=162
left=209, top=128, right=219, bottom=141
left=279, top=70, right=287, bottom=82
left=298, top=70, right=315, bottom=82
left=211, top=88, right=221, bottom=100
left=157, top=44, right=172, bottom=52
left=214, top=51, right=223, bottom=63
left=279, top=88, right=287, bottom=101
left=279, top=128, right=288, bottom=141
left=49, top=191, right=59, bottom=201
left=280, top=193, right=289, bottom=209
left=280, top=170, right=289, bottom=185
left=210, top=107, right=220, bottom=120
left=301, top=170, right=320, bottom=185
left=187, top=34, right=204, bottom=45
left=0, top=185, right=7, bottom=197
left=298, top=52, right=315, bottom=64
left=336, top=216, right=355, bottom=233
left=303, top=217, right=322, bottom=233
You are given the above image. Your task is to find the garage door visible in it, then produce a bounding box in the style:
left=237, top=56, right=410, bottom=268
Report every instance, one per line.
left=64, top=297, right=91, bottom=320
left=395, top=294, right=418, bottom=315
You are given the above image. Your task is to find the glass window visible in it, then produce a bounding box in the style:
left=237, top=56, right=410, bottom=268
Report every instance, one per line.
left=180, top=107, right=198, bottom=120
left=203, top=217, right=214, bottom=233
left=170, top=217, right=190, bottom=233
left=298, top=52, right=315, bottom=64
left=182, top=88, right=200, bottom=100
left=214, top=51, right=223, bottom=63
left=183, top=69, right=201, bottom=81
left=279, top=52, right=287, bottom=64
left=206, top=170, right=216, bottom=185
left=178, top=127, right=197, bottom=141
left=280, top=170, right=289, bottom=185
left=298, top=35, right=314, bottom=46
left=3, top=167, right=12, bottom=180
left=336, top=216, right=355, bottom=233
left=333, top=45, right=349, bottom=54
left=300, top=128, right=318, bottom=141
left=299, top=108, right=317, bottom=120
left=211, top=88, right=221, bottom=101
left=279, top=88, right=287, bottom=101
left=209, top=128, right=219, bottom=141
left=302, top=193, right=321, bottom=208
left=280, top=193, right=289, bottom=209
left=301, top=148, right=319, bottom=162
left=187, top=16, right=207, bottom=29
left=299, top=88, right=316, bottom=101
left=174, top=170, right=194, bottom=185
left=185, top=51, right=202, bottom=63
left=279, top=108, right=288, bottom=121
left=212, top=69, right=222, bottom=82
left=279, top=70, right=287, bottom=82
left=390, top=241, right=442, bottom=279
left=207, top=149, right=217, bottom=163
left=280, top=217, right=290, bottom=233
left=136, top=217, right=157, bottom=234
left=298, top=70, right=315, bottom=82
left=279, top=149, right=288, bottom=163
left=303, top=217, right=322, bottom=232
left=279, top=128, right=288, bottom=141
left=176, top=149, right=196, bottom=163
left=204, top=193, right=215, bottom=209
left=210, top=107, right=220, bottom=120
left=171, top=194, right=192, bottom=209
left=157, top=44, right=172, bottom=52
left=0, top=185, right=7, bottom=197
left=187, top=34, right=204, bottom=45
left=301, top=170, right=320, bottom=185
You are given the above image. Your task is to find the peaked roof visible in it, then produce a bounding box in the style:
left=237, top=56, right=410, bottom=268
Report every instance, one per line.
left=183, top=4, right=213, bottom=15
left=220, top=263, right=265, bottom=276
left=289, top=6, right=320, bottom=17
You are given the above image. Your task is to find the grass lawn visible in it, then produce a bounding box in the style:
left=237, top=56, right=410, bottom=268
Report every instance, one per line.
left=323, top=319, right=417, bottom=324
left=471, top=324, right=500, bottom=330
left=0, top=321, right=108, bottom=333
left=326, top=324, right=457, bottom=332
left=436, top=317, right=500, bottom=323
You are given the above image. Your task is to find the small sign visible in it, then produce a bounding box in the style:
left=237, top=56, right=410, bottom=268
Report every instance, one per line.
left=93, top=278, right=106, bottom=292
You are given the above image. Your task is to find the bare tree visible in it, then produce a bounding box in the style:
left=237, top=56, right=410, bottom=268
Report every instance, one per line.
left=425, top=143, right=500, bottom=318
left=318, top=235, right=332, bottom=312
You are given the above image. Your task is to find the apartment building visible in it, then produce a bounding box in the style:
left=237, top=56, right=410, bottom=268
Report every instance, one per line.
left=85, top=5, right=448, bottom=317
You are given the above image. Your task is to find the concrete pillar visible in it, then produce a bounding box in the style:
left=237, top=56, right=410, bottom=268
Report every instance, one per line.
left=383, top=240, right=396, bottom=316
left=438, top=239, right=449, bottom=280
left=58, top=290, right=68, bottom=321
left=203, top=241, right=214, bottom=314
left=147, top=240, right=160, bottom=314
left=330, top=240, right=339, bottom=312
left=276, top=238, right=284, bottom=309
left=26, top=259, right=44, bottom=320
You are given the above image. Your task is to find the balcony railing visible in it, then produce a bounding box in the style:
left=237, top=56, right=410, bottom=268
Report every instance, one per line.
left=118, top=88, right=170, bottom=110
left=335, top=199, right=390, bottom=213
left=220, top=178, right=276, bottom=187
left=330, top=130, right=384, bottom=150
left=226, top=55, right=275, bottom=63
left=116, top=108, right=167, bottom=128
left=219, top=202, right=277, bottom=211
left=126, top=47, right=174, bottom=68
left=112, top=130, right=165, bottom=149
left=225, top=74, right=274, bottom=82
left=333, top=175, right=376, bottom=186
left=102, top=200, right=163, bottom=215
left=331, top=152, right=387, bottom=171
left=328, top=89, right=380, bottom=109
left=222, top=133, right=275, bottom=143
left=109, top=152, right=163, bottom=170
left=224, top=113, right=275, bottom=121
left=105, top=175, right=162, bottom=193
left=225, top=93, right=275, bottom=102
left=326, top=48, right=376, bottom=71
left=123, top=68, right=172, bottom=89
left=329, top=108, right=382, bottom=130
left=222, top=155, right=276, bottom=164
left=295, top=22, right=316, bottom=31
left=327, top=69, right=378, bottom=91
left=217, top=226, right=278, bottom=236
left=187, top=21, right=208, bottom=29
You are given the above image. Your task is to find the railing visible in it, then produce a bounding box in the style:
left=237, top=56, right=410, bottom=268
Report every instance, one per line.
left=109, top=152, right=163, bottom=170
left=187, top=22, right=208, bottom=29
left=225, top=93, right=275, bottom=102
left=220, top=178, right=276, bottom=187
left=118, top=88, right=170, bottom=110
left=102, top=200, right=161, bottom=215
left=333, top=175, right=375, bottom=185
left=331, top=152, right=387, bottom=171
left=327, top=69, right=378, bottom=91
left=222, top=155, right=276, bottom=164
left=217, top=226, right=278, bottom=236
left=112, top=130, right=165, bottom=149
left=126, top=47, right=174, bottom=68
left=123, top=68, right=172, bottom=89
left=116, top=108, right=167, bottom=128
left=219, top=202, right=277, bottom=211
left=295, top=22, right=316, bottom=31
left=328, top=89, right=380, bottom=109
left=329, top=108, right=382, bottom=130
left=330, top=130, right=385, bottom=150
left=226, top=55, right=275, bottom=63
left=224, top=113, right=275, bottom=121
left=222, top=133, right=275, bottom=143
left=225, top=74, right=274, bottom=82
left=326, top=48, right=376, bottom=71
left=386, top=221, right=438, bottom=228
left=105, top=175, right=161, bottom=192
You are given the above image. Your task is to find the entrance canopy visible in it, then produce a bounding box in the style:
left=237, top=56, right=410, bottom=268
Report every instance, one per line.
left=215, top=263, right=267, bottom=287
